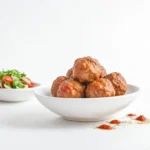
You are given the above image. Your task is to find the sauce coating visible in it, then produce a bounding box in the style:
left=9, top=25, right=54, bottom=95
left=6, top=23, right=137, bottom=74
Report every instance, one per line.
left=60, top=86, right=72, bottom=93
left=97, top=124, right=113, bottom=130
left=110, top=119, right=121, bottom=124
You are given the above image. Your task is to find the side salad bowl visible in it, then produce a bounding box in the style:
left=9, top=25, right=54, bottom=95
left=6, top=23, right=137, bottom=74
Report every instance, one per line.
left=0, top=69, right=41, bottom=102
left=0, top=82, right=41, bottom=102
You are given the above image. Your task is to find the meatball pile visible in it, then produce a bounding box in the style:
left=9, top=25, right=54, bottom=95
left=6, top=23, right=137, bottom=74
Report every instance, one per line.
left=51, top=56, right=127, bottom=98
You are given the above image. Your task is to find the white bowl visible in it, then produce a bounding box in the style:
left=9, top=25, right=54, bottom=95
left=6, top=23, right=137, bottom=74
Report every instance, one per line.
left=34, top=84, right=140, bottom=122
left=0, top=83, right=41, bottom=102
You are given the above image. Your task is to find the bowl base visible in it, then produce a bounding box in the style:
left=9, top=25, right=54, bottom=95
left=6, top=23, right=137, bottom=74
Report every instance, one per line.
left=0, top=99, right=31, bottom=102
left=62, top=115, right=116, bottom=122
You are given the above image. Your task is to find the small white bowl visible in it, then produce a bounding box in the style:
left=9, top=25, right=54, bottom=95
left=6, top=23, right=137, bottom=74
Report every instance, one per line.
left=0, top=83, right=41, bottom=102
left=34, top=84, right=140, bottom=122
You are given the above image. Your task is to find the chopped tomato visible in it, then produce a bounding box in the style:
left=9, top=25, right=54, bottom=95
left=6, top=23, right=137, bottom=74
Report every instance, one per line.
left=2, top=76, right=13, bottom=84
left=28, top=82, right=35, bottom=88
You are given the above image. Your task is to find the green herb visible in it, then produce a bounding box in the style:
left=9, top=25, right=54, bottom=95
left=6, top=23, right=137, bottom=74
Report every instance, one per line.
left=12, top=79, right=19, bottom=88
left=17, top=82, right=25, bottom=88
left=0, top=69, right=26, bottom=80
left=12, top=78, right=26, bottom=88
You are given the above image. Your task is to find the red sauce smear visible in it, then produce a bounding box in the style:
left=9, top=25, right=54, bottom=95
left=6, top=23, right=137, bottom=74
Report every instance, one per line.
left=60, top=86, right=72, bottom=93
left=110, top=119, right=121, bottom=124
left=128, top=113, right=136, bottom=117
left=136, top=115, right=146, bottom=121
left=97, top=124, right=113, bottom=130
left=95, top=82, right=105, bottom=90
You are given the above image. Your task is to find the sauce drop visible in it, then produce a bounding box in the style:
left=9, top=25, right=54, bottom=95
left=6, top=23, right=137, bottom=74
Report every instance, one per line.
left=136, top=115, right=146, bottom=122
left=128, top=113, right=136, bottom=117
left=97, top=124, right=113, bottom=130
left=110, top=119, right=121, bottom=124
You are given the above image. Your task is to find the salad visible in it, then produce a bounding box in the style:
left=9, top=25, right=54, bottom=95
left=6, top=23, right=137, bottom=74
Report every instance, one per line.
left=0, top=69, right=35, bottom=89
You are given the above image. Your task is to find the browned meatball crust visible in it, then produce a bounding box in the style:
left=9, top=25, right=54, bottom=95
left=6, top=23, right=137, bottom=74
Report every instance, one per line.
left=105, top=72, right=127, bottom=96
left=51, top=76, right=68, bottom=97
left=57, top=79, right=85, bottom=98
left=86, top=78, right=115, bottom=98
left=66, top=68, right=73, bottom=78
left=73, top=56, right=102, bottom=83
left=100, top=65, right=107, bottom=78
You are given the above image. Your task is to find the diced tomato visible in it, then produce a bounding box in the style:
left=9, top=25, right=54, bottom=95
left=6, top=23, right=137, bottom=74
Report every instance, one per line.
left=28, top=82, right=35, bottom=88
left=2, top=76, right=13, bottom=84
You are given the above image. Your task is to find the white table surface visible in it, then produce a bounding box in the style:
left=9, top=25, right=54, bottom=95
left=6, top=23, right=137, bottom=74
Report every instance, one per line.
left=0, top=96, right=150, bottom=150
left=0, top=0, right=150, bottom=149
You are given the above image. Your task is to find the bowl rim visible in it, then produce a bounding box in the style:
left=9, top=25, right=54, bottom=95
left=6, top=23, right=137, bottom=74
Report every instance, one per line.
left=0, top=82, right=41, bottom=91
left=34, top=84, right=141, bottom=100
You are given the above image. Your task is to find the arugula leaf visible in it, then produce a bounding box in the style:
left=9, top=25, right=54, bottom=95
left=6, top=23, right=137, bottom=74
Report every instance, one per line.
left=0, top=69, right=26, bottom=80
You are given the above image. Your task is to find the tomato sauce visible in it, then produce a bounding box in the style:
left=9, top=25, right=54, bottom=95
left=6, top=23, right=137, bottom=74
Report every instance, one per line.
left=128, top=113, right=136, bottom=117
left=136, top=115, right=146, bottom=121
left=97, top=124, right=113, bottom=130
left=95, top=82, right=105, bottom=91
left=60, top=86, right=72, bottom=93
left=110, top=119, right=121, bottom=124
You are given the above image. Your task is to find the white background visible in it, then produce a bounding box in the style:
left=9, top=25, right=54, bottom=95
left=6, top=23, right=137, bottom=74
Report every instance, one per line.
left=0, top=0, right=150, bottom=149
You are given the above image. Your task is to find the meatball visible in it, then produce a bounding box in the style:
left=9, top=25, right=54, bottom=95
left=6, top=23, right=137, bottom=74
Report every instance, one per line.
left=73, top=56, right=102, bottom=83
left=66, top=68, right=73, bottom=78
left=85, top=78, right=115, bottom=98
left=100, top=65, right=107, bottom=78
left=51, top=76, right=68, bottom=97
left=57, top=79, right=85, bottom=98
left=105, top=72, right=127, bottom=96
